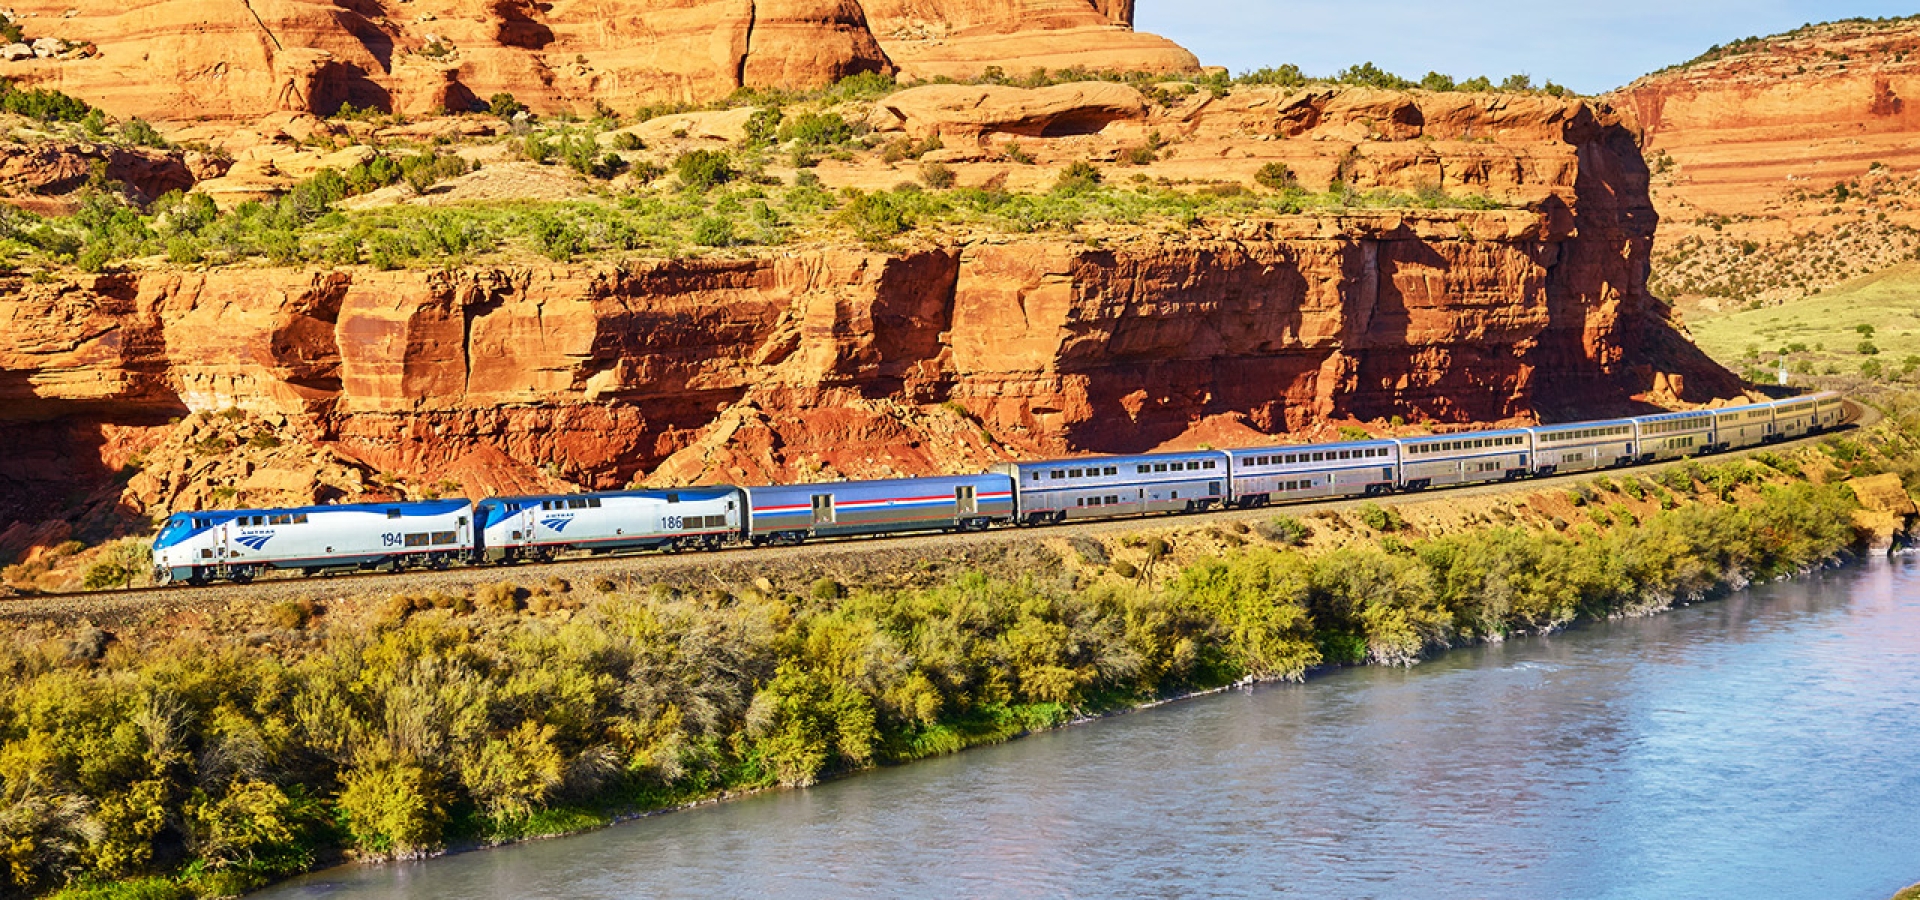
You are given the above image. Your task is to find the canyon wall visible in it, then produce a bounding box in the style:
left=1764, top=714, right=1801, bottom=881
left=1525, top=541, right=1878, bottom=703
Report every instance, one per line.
left=0, top=0, right=1196, bottom=123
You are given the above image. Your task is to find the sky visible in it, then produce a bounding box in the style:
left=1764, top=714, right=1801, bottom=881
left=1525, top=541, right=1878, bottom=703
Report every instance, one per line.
left=1137, top=1, right=1920, bottom=94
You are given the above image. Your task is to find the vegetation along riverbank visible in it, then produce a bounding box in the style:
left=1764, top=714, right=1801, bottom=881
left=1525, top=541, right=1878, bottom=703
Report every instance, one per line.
left=8, top=394, right=1920, bottom=900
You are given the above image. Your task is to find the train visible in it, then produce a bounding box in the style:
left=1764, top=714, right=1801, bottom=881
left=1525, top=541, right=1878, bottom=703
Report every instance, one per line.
left=150, top=392, right=1847, bottom=586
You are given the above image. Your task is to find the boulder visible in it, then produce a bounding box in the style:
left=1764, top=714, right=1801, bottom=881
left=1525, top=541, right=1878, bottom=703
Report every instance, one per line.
left=1, top=42, right=29, bottom=61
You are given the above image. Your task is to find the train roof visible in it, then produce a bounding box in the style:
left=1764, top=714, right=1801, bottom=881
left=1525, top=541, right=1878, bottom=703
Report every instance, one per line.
left=479, top=486, right=740, bottom=505
left=1226, top=438, right=1397, bottom=456
left=1003, top=449, right=1227, bottom=470
left=164, top=499, right=472, bottom=521
left=745, top=473, right=1010, bottom=492
left=1531, top=417, right=1638, bottom=429
left=1632, top=408, right=1716, bottom=423
left=1397, top=427, right=1535, bottom=442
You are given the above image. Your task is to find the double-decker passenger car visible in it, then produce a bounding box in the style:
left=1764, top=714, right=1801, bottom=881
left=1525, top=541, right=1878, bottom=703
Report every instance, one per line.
left=744, top=474, right=1013, bottom=544
left=994, top=451, right=1227, bottom=524
left=1528, top=419, right=1636, bottom=475
left=475, top=488, right=742, bottom=561
left=1810, top=391, right=1846, bottom=431
left=152, top=500, right=474, bottom=585
left=1632, top=409, right=1717, bottom=461
left=1226, top=439, right=1397, bottom=506
left=1710, top=402, right=1778, bottom=453
left=1394, top=429, right=1533, bottom=489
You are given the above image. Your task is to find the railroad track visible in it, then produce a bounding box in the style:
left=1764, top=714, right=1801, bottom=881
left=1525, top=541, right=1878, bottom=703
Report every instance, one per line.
left=1, top=401, right=1878, bottom=626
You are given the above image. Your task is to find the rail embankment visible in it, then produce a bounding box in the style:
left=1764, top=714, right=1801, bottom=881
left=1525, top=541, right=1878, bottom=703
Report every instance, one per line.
left=6, top=395, right=1920, bottom=900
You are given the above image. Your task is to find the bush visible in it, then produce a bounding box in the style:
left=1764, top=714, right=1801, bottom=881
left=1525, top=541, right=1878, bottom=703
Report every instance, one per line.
left=1054, top=161, right=1102, bottom=194
left=835, top=190, right=916, bottom=242
left=488, top=92, right=526, bottom=120
left=776, top=112, right=854, bottom=148
left=1254, top=515, right=1309, bottom=546
left=1067, top=536, right=1109, bottom=567
left=919, top=161, right=955, bottom=189
left=672, top=149, right=734, bottom=191
left=0, top=77, right=92, bottom=122
left=1254, top=162, right=1298, bottom=191
left=692, top=216, right=736, bottom=247
left=1355, top=503, right=1405, bottom=532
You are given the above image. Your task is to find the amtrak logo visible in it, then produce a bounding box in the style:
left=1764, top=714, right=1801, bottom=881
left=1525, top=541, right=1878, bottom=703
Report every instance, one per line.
left=540, top=517, right=572, bottom=533
left=233, top=533, right=273, bottom=551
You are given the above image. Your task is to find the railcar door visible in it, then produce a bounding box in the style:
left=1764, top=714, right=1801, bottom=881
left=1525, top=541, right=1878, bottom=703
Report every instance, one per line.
left=811, top=494, right=835, bottom=525
left=956, top=485, right=977, bottom=515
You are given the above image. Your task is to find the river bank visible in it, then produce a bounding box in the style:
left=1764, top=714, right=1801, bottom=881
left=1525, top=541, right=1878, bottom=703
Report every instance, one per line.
left=6, top=400, right=1920, bottom=900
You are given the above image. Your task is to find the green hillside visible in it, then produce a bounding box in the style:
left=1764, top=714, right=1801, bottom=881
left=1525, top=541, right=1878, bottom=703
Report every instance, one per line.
left=1683, top=263, right=1920, bottom=382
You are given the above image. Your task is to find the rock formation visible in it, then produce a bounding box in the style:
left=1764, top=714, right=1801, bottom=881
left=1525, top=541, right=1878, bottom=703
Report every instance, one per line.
left=1612, top=17, right=1920, bottom=306
left=0, top=87, right=1741, bottom=529
left=0, top=0, right=1194, bottom=123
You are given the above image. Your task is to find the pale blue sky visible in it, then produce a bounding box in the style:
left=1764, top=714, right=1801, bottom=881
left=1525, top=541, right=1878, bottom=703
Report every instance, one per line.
left=1138, top=1, right=1920, bottom=94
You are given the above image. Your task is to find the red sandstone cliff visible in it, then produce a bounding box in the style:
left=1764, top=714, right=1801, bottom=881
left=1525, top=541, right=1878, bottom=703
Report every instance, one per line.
left=0, top=0, right=1195, bottom=122
left=0, top=89, right=1740, bottom=530
left=1612, top=18, right=1920, bottom=305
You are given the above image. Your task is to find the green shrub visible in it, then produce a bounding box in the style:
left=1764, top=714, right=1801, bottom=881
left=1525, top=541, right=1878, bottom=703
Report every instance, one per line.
left=488, top=92, right=526, bottom=120
left=1356, top=502, right=1405, bottom=532
left=691, top=216, right=736, bottom=247
left=0, top=77, right=92, bottom=121
left=776, top=111, right=854, bottom=148
left=673, top=149, right=734, bottom=191
left=1254, top=162, right=1297, bottom=191
left=1054, top=160, right=1102, bottom=194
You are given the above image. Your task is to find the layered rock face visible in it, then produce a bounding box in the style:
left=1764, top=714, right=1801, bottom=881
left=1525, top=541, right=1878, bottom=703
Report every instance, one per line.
left=1618, top=20, right=1920, bottom=218
left=0, top=91, right=1738, bottom=523
left=1612, top=19, right=1920, bottom=305
left=0, top=0, right=1192, bottom=122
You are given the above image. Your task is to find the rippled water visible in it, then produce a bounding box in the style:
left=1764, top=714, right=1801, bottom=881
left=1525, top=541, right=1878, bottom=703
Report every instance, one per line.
left=260, top=557, right=1920, bottom=900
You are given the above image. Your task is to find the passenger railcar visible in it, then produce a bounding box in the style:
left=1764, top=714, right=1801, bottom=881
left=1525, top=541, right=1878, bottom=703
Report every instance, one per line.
left=1528, top=419, right=1636, bottom=475
left=1394, top=429, right=1532, bottom=489
left=994, top=451, right=1228, bottom=524
left=151, top=500, right=473, bottom=585
left=1226, top=440, right=1397, bottom=506
left=1633, top=409, right=1716, bottom=461
left=1811, top=391, right=1846, bottom=431
left=1770, top=393, right=1838, bottom=441
left=744, top=474, right=1013, bottom=545
left=1711, top=402, right=1778, bottom=453
left=476, top=487, right=743, bottom=561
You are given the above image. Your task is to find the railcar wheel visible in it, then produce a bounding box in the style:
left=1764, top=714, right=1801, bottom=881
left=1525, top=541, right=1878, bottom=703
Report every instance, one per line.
left=228, top=566, right=254, bottom=585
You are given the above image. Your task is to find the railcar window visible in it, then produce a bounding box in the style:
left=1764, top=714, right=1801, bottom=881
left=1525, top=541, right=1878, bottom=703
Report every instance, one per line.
left=1105, top=466, right=1118, bottom=476
left=431, top=531, right=456, bottom=544
left=1205, top=460, right=1216, bottom=469
left=1137, top=465, right=1150, bottom=474
left=667, top=493, right=681, bottom=503
left=1070, top=468, right=1084, bottom=478
left=1155, top=464, right=1168, bottom=472
left=404, top=533, right=430, bottom=547
left=1312, top=452, right=1325, bottom=462
left=1052, top=470, right=1065, bottom=479
left=589, top=498, right=602, bottom=508
left=1287, top=454, right=1300, bottom=464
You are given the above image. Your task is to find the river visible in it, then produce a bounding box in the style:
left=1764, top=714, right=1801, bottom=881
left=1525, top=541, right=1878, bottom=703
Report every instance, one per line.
left=259, top=556, right=1920, bottom=900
